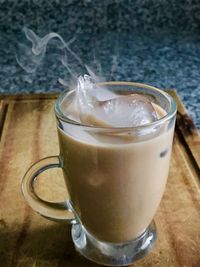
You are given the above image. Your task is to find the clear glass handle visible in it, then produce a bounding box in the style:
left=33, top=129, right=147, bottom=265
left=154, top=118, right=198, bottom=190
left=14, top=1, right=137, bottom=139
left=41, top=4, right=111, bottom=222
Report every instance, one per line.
left=21, top=156, right=76, bottom=224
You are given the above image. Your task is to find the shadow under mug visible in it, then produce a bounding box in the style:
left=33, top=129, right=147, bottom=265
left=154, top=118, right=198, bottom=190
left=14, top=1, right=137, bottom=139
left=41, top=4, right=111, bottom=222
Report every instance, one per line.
left=22, top=82, right=177, bottom=266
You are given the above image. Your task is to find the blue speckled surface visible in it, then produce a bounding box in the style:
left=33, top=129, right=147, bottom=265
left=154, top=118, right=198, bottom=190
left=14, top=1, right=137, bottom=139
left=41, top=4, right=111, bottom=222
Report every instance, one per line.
left=1, top=0, right=200, bottom=35
left=0, top=0, right=199, bottom=128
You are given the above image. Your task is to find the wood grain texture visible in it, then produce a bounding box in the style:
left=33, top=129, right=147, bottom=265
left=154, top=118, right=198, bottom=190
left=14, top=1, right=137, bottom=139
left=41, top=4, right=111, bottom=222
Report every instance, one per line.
left=0, top=93, right=58, bottom=100
left=0, top=100, right=8, bottom=141
left=169, top=90, right=200, bottom=170
left=0, top=93, right=199, bottom=267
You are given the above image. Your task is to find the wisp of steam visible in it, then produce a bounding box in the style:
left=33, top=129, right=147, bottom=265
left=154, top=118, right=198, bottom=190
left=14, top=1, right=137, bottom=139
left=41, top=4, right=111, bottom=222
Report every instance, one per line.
left=16, top=27, right=99, bottom=86
left=16, top=28, right=158, bottom=128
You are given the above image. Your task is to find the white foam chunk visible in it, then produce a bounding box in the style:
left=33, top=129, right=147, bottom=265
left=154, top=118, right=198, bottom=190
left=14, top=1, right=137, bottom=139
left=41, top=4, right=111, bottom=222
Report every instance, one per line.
left=72, top=75, right=158, bottom=127
left=93, top=95, right=158, bottom=127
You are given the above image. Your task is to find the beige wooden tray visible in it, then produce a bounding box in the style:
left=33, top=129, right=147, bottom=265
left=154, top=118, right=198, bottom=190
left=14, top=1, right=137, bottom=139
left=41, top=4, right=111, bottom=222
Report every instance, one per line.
left=0, top=91, right=199, bottom=267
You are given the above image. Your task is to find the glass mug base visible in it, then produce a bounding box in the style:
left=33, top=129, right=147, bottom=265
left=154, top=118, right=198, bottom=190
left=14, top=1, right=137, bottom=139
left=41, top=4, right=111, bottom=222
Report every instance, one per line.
left=72, top=221, right=157, bottom=266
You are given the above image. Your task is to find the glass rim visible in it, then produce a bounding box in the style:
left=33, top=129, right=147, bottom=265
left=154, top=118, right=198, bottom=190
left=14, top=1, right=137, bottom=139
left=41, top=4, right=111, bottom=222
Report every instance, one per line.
left=54, top=81, right=177, bottom=130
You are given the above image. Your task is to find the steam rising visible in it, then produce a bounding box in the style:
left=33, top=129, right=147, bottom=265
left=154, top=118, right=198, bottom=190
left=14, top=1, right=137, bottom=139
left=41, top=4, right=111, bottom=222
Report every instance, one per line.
left=16, top=27, right=99, bottom=85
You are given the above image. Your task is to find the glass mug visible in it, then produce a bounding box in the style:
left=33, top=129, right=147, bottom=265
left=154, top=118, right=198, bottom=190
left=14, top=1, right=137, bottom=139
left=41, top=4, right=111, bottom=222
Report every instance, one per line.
left=22, top=82, right=177, bottom=266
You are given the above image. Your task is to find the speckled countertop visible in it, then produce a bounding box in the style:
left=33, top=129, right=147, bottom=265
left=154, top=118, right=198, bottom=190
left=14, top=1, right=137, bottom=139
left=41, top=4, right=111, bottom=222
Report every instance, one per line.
left=0, top=0, right=199, bottom=128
